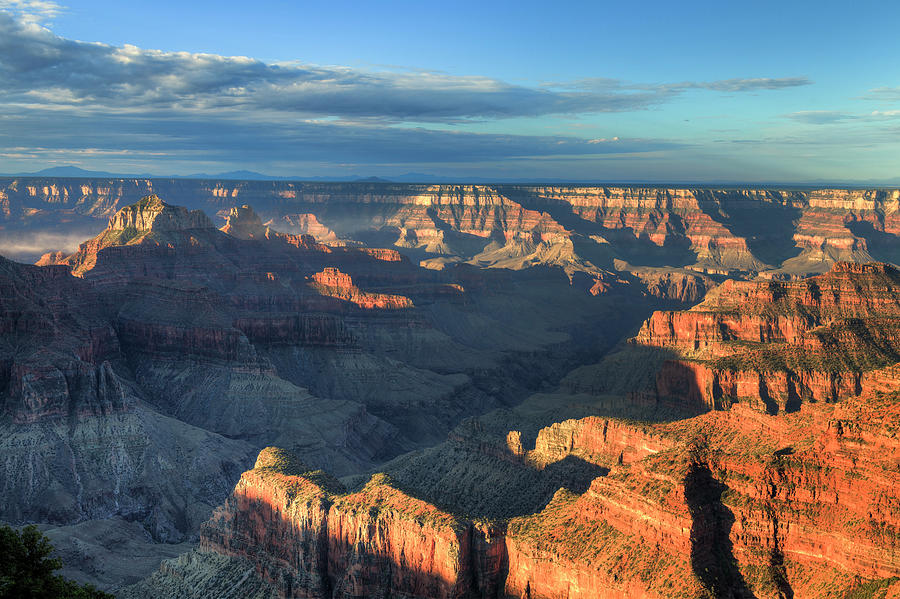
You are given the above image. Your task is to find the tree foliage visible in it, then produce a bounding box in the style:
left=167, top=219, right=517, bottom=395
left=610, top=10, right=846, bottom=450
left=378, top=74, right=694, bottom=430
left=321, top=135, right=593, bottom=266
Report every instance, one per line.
left=0, top=524, right=114, bottom=598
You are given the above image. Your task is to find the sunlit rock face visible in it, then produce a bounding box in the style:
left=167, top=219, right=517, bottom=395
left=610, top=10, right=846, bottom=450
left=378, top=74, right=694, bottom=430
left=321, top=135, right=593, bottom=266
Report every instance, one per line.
left=8, top=186, right=900, bottom=597
left=161, top=381, right=900, bottom=599
left=107, top=194, right=214, bottom=233
left=197, top=448, right=503, bottom=599
left=504, top=397, right=900, bottom=598
left=309, top=267, right=413, bottom=309
left=151, top=259, right=900, bottom=599
left=633, top=261, right=900, bottom=413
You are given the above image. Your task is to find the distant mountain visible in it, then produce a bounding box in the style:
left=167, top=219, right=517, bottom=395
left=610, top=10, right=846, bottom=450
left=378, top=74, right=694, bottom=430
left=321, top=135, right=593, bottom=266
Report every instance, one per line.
left=25, top=166, right=145, bottom=178
left=182, top=170, right=282, bottom=180
left=4, top=166, right=898, bottom=187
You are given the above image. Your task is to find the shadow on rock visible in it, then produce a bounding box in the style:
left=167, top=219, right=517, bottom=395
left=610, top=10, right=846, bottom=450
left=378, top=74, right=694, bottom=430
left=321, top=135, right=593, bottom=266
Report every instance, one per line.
left=684, top=459, right=756, bottom=599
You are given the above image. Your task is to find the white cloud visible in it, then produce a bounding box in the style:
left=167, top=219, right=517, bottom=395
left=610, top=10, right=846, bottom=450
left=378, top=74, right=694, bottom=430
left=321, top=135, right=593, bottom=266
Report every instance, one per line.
left=0, top=11, right=812, bottom=122
left=0, top=0, right=63, bottom=23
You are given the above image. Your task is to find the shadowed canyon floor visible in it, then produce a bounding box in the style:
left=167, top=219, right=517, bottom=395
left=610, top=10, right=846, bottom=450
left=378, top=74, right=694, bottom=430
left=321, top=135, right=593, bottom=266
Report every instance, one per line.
left=2, top=187, right=900, bottom=597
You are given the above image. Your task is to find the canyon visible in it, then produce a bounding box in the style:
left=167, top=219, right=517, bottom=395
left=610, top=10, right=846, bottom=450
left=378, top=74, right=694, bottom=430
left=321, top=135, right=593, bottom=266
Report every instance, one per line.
left=4, top=179, right=900, bottom=296
left=1, top=182, right=899, bottom=598
left=120, top=257, right=900, bottom=598
left=0, top=191, right=652, bottom=592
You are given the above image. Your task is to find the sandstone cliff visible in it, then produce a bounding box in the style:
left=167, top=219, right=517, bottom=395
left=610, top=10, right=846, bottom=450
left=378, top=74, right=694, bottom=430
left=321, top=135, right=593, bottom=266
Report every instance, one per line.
left=199, top=448, right=500, bottom=599
left=171, top=387, right=900, bottom=599
left=634, top=261, right=900, bottom=413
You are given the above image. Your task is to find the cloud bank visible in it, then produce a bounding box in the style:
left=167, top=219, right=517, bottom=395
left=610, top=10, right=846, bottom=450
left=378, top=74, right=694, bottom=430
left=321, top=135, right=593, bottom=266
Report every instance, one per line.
left=0, top=12, right=812, bottom=121
left=0, top=9, right=814, bottom=175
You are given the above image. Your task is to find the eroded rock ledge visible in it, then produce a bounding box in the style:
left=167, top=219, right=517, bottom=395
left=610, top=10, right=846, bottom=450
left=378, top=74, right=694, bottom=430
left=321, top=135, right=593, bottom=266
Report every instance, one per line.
left=184, top=398, right=900, bottom=599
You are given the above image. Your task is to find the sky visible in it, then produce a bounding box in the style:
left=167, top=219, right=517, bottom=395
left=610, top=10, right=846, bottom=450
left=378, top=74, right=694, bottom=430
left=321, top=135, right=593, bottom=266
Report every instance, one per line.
left=0, top=0, right=898, bottom=182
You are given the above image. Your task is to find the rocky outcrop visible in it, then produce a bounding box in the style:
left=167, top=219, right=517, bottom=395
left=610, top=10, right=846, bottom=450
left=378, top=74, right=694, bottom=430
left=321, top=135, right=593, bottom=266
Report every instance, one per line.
left=221, top=204, right=269, bottom=239
left=634, top=262, right=900, bottom=412
left=310, top=267, right=413, bottom=310
left=35, top=249, right=68, bottom=266
left=200, top=448, right=506, bottom=599
left=106, top=194, right=213, bottom=233
left=63, top=195, right=223, bottom=277
left=527, top=416, right=677, bottom=468
left=201, top=448, right=337, bottom=597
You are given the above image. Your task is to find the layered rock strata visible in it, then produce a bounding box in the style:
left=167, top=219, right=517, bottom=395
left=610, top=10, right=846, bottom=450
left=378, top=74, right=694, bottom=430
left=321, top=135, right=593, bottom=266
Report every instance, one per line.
left=200, top=448, right=501, bottom=599
left=634, top=262, right=900, bottom=412
left=2, top=195, right=646, bottom=552
left=6, top=178, right=900, bottom=291
left=189, top=389, right=900, bottom=599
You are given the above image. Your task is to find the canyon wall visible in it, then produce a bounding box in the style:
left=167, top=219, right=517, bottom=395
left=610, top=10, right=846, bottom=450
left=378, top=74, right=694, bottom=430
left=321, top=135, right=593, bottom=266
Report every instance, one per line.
left=189, top=388, right=900, bottom=599
left=8, top=191, right=900, bottom=596
left=4, top=179, right=899, bottom=284
left=199, top=448, right=505, bottom=599
left=1, top=195, right=649, bottom=552
left=633, top=261, right=900, bottom=413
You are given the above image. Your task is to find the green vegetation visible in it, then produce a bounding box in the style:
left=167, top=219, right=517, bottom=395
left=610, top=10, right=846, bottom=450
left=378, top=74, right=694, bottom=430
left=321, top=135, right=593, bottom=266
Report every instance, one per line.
left=98, top=225, right=147, bottom=247
left=254, top=446, right=309, bottom=475
left=507, top=487, right=616, bottom=560
left=253, top=447, right=346, bottom=497
left=843, top=577, right=899, bottom=599
left=708, top=316, right=900, bottom=375
left=0, top=524, right=113, bottom=598
left=134, top=194, right=163, bottom=209
left=335, top=473, right=463, bottom=531
left=507, top=487, right=707, bottom=596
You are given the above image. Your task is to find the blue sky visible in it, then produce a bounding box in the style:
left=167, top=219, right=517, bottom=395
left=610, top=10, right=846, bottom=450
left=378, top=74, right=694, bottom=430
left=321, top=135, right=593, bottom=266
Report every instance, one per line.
left=0, top=0, right=898, bottom=182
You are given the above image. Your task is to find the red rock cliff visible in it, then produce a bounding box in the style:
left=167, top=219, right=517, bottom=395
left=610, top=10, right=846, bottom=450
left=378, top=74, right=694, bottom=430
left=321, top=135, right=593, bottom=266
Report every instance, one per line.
left=634, top=262, right=900, bottom=412
left=200, top=447, right=506, bottom=599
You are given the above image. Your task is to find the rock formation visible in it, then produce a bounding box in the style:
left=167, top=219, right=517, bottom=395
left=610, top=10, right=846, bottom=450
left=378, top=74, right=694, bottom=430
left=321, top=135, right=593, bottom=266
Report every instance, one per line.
left=150, top=385, right=900, bottom=599
left=634, top=261, right=900, bottom=413
left=195, top=448, right=495, bottom=599
left=309, top=267, right=413, bottom=309
left=7, top=188, right=900, bottom=597
left=0, top=254, right=254, bottom=540
left=132, top=257, right=900, bottom=598
left=2, top=195, right=653, bottom=591
left=4, top=177, right=899, bottom=296
left=221, top=204, right=269, bottom=239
